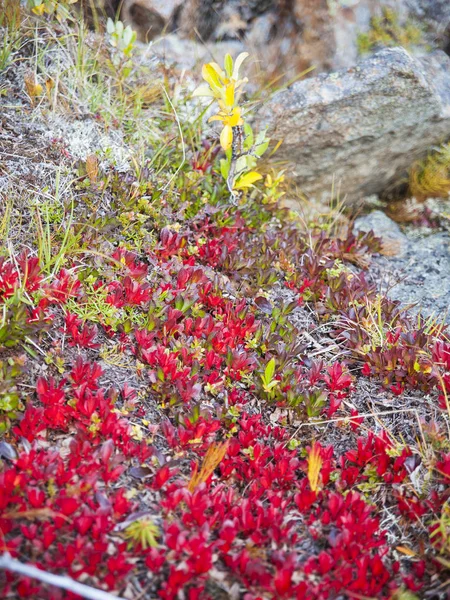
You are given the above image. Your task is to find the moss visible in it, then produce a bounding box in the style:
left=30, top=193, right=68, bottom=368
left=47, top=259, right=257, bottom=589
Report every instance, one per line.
left=357, top=7, right=425, bottom=55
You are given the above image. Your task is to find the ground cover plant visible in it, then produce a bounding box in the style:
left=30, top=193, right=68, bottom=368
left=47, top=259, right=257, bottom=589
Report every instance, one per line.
left=0, top=3, right=450, bottom=599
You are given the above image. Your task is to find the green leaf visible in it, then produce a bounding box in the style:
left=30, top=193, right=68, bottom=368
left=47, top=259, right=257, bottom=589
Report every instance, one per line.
left=254, top=130, right=266, bottom=145
left=263, top=380, right=279, bottom=392
left=116, top=20, right=124, bottom=36
left=255, top=140, right=269, bottom=157
left=264, top=358, right=276, bottom=383
left=243, top=123, right=254, bottom=149
left=236, top=155, right=255, bottom=174
left=224, top=54, right=233, bottom=78
left=123, top=26, right=133, bottom=46
left=106, top=18, right=115, bottom=34
left=220, top=158, right=230, bottom=179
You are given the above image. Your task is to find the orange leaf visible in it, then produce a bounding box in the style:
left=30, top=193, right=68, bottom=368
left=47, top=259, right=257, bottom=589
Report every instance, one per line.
left=188, top=441, right=229, bottom=492
left=307, top=442, right=323, bottom=492
left=395, top=546, right=417, bottom=557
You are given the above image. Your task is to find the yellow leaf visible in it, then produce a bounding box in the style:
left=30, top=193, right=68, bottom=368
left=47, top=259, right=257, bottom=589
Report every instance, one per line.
left=24, top=73, right=43, bottom=102
left=233, top=171, right=262, bottom=190
left=220, top=125, right=233, bottom=152
left=396, top=546, right=416, bottom=557
left=227, top=106, right=243, bottom=127
left=32, top=4, right=46, bottom=15
left=209, top=62, right=225, bottom=80
left=202, top=64, right=222, bottom=93
left=435, top=556, right=450, bottom=569
left=269, top=138, right=284, bottom=157
left=208, top=114, right=225, bottom=123
left=307, top=442, right=323, bottom=492
left=224, top=83, right=235, bottom=109
left=45, top=78, right=54, bottom=97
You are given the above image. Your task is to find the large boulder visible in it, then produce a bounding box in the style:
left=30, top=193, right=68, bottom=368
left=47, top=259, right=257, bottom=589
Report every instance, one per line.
left=254, top=47, right=450, bottom=203
left=118, top=1, right=450, bottom=75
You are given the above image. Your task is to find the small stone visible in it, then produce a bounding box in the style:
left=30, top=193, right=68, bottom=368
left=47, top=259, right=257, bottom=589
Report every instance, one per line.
left=354, top=210, right=409, bottom=256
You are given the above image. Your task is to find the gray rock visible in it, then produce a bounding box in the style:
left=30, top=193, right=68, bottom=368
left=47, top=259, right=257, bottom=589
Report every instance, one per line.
left=121, top=0, right=183, bottom=41
left=329, top=0, right=450, bottom=70
left=354, top=210, right=409, bottom=255
left=355, top=211, right=450, bottom=322
left=376, top=232, right=450, bottom=322
left=150, top=35, right=244, bottom=72
left=254, top=47, right=450, bottom=204
left=123, top=1, right=450, bottom=79
left=404, top=0, right=450, bottom=25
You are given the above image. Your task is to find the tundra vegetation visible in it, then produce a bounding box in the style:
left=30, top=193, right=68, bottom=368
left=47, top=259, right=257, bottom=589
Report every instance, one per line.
left=0, top=2, right=450, bottom=599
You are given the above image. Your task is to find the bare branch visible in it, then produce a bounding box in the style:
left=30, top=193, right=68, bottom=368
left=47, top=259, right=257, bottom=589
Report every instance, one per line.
left=0, top=553, right=126, bottom=600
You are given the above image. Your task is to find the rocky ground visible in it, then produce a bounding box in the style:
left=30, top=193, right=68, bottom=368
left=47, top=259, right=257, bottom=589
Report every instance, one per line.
left=355, top=209, right=450, bottom=323
left=1, top=3, right=450, bottom=600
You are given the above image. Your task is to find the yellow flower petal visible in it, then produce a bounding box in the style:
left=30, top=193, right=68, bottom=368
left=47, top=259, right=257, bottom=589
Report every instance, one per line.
left=220, top=125, right=233, bottom=152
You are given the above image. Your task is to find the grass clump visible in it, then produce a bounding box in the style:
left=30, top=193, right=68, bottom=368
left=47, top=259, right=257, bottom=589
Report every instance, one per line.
left=409, top=143, right=450, bottom=199
left=357, top=7, right=424, bottom=55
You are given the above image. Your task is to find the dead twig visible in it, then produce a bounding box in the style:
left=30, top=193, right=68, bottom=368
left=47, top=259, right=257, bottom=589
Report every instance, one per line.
left=0, top=553, right=126, bottom=600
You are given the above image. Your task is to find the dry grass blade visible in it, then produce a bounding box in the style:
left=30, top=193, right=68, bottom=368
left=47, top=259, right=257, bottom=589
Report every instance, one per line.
left=86, top=155, right=99, bottom=183
left=188, top=441, right=229, bottom=492
left=1, top=508, right=67, bottom=522
left=379, top=239, right=402, bottom=257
